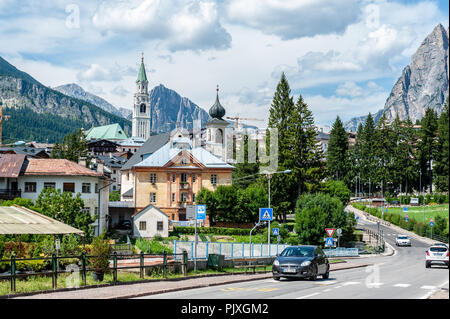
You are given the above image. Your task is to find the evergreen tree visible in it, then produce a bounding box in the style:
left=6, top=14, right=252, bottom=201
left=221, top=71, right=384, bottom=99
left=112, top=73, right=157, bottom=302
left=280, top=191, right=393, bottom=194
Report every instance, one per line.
left=232, top=133, right=260, bottom=189
left=51, top=129, right=89, bottom=163
left=326, top=116, right=349, bottom=183
left=374, top=113, right=394, bottom=196
left=418, top=108, right=438, bottom=193
left=361, top=113, right=377, bottom=195
left=434, top=99, right=449, bottom=192
left=349, top=123, right=364, bottom=196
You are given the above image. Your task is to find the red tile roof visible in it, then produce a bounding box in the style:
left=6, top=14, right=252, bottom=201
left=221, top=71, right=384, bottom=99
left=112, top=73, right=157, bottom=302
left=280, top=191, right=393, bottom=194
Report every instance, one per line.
left=24, top=159, right=104, bottom=177
left=0, top=154, right=26, bottom=178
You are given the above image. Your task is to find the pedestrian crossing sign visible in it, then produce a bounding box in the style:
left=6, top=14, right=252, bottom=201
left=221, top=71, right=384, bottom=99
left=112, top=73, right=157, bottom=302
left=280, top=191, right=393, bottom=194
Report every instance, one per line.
left=273, top=228, right=279, bottom=236
left=259, top=208, right=273, bottom=221
left=325, top=237, right=334, bottom=247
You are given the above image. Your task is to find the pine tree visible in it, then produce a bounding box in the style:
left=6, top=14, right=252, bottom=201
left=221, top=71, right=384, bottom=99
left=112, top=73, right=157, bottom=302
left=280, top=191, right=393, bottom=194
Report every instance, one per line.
left=326, top=116, right=349, bottom=183
left=434, top=99, right=449, bottom=192
left=418, top=108, right=438, bottom=193
left=349, top=123, right=364, bottom=195
left=51, top=129, right=89, bottom=163
left=361, top=113, right=377, bottom=195
left=374, top=113, right=394, bottom=196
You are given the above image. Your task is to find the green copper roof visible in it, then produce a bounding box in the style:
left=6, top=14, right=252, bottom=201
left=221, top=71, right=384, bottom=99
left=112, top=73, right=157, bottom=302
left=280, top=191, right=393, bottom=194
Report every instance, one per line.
left=137, top=60, right=148, bottom=82
left=85, top=123, right=128, bottom=140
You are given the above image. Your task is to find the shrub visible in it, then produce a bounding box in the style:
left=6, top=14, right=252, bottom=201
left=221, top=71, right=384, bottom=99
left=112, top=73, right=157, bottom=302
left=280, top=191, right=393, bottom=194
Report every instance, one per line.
left=323, top=180, right=351, bottom=206
left=89, top=233, right=111, bottom=274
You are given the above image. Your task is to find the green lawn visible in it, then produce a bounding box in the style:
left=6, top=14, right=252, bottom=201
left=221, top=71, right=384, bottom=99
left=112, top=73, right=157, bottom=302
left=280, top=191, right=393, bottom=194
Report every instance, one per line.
left=379, top=204, right=449, bottom=222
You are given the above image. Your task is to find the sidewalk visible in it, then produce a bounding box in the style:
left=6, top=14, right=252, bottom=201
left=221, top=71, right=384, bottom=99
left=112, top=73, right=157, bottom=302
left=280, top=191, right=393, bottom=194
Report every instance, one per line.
left=10, top=261, right=371, bottom=299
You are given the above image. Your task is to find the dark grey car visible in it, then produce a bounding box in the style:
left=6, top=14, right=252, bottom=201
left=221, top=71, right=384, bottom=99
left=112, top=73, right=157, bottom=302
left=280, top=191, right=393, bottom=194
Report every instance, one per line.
left=272, top=245, right=330, bottom=281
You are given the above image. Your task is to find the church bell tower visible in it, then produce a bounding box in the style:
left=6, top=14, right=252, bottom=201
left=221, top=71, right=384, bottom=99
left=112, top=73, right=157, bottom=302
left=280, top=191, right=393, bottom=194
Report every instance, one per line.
left=132, top=53, right=150, bottom=140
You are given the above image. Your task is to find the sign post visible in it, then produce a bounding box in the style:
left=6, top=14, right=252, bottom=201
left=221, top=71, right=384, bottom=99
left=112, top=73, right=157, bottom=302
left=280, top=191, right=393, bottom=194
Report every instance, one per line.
left=260, top=208, right=273, bottom=256
left=194, top=205, right=206, bottom=272
left=336, top=228, right=342, bottom=248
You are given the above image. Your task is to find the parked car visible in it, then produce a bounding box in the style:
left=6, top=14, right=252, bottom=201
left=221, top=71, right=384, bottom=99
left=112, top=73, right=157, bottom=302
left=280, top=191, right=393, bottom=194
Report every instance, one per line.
left=272, top=245, right=329, bottom=281
left=426, top=245, right=449, bottom=268
left=116, top=220, right=132, bottom=230
left=396, top=235, right=411, bottom=247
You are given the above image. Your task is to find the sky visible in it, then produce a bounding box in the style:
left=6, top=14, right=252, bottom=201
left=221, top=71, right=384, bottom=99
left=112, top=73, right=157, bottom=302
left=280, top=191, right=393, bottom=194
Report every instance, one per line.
left=0, top=0, right=448, bottom=129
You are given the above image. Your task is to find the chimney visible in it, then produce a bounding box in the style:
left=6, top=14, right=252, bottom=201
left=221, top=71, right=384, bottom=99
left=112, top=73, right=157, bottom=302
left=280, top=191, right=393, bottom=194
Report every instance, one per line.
left=78, top=157, right=87, bottom=167
left=97, top=162, right=104, bottom=173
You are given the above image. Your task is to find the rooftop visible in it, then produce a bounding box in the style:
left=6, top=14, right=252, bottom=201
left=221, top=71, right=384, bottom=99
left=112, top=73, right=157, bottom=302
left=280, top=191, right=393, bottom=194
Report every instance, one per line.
left=84, top=123, right=128, bottom=141
left=24, top=158, right=104, bottom=177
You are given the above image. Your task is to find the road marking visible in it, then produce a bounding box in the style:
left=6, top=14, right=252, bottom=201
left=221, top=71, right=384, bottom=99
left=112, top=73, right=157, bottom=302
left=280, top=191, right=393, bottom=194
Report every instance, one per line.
left=420, top=285, right=437, bottom=290
left=323, top=289, right=332, bottom=292
left=366, top=283, right=384, bottom=288
left=296, top=292, right=320, bottom=299
left=393, top=284, right=411, bottom=288
left=317, top=281, right=338, bottom=286
left=343, top=281, right=360, bottom=286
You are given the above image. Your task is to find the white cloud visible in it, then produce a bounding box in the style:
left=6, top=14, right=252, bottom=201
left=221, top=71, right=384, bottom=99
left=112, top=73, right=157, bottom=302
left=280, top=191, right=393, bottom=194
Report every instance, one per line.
left=224, top=0, right=361, bottom=39
left=92, top=0, right=232, bottom=52
left=111, top=85, right=129, bottom=97
left=77, top=63, right=137, bottom=82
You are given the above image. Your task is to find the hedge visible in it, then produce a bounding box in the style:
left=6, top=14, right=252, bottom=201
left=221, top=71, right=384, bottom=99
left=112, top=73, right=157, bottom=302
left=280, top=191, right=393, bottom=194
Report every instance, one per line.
left=172, top=226, right=262, bottom=236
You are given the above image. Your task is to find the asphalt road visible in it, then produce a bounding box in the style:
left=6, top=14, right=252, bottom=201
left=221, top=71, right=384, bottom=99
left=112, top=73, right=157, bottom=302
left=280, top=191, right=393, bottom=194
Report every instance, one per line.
left=136, top=216, right=449, bottom=299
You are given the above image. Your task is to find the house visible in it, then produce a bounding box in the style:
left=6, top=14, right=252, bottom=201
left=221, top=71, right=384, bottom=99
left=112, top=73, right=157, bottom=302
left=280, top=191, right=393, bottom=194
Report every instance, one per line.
left=87, top=139, right=120, bottom=156
left=0, top=154, right=110, bottom=234
left=120, top=132, right=170, bottom=201
left=93, top=154, right=128, bottom=192
left=0, top=146, right=50, bottom=158
left=117, top=137, right=146, bottom=154
left=132, top=204, right=169, bottom=238
left=132, top=131, right=234, bottom=221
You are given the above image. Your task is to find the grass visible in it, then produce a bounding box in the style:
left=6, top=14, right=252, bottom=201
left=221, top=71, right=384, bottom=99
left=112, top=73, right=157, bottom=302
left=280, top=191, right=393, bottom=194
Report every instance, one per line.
left=379, top=204, right=449, bottom=222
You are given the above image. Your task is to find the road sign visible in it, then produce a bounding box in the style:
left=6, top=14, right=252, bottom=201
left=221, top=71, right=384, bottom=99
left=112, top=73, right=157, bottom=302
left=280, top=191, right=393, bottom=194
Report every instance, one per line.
left=186, top=205, right=195, bottom=219
left=356, top=216, right=359, bottom=223
left=336, top=228, right=342, bottom=236
left=405, top=214, right=409, bottom=222
left=272, top=228, right=279, bottom=236
left=325, top=237, right=334, bottom=247
left=196, top=205, right=206, bottom=220
left=430, top=218, right=435, bottom=227
left=259, top=208, right=273, bottom=221
left=55, top=239, right=60, bottom=250
left=403, top=206, right=408, bottom=212
left=325, top=228, right=335, bottom=237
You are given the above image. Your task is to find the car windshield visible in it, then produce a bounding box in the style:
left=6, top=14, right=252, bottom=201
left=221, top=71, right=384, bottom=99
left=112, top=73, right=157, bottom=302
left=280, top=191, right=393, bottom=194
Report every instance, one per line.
left=280, top=247, right=314, bottom=257
left=398, top=236, right=408, bottom=239
left=430, top=247, right=447, bottom=252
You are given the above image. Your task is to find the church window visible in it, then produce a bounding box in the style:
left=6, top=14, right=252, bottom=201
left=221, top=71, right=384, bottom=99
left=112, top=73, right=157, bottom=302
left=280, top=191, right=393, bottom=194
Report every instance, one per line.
left=215, top=129, right=223, bottom=144
left=140, top=103, right=146, bottom=113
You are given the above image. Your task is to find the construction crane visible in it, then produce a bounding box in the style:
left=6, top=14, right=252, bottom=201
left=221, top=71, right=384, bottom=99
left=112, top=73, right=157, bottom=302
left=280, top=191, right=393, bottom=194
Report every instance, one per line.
left=0, top=106, right=10, bottom=146
left=226, top=115, right=264, bottom=130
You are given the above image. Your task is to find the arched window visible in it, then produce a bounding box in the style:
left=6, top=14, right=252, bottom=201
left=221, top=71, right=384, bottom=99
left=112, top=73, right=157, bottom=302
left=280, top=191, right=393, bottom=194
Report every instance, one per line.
left=140, top=103, right=146, bottom=113
left=215, top=129, right=223, bottom=144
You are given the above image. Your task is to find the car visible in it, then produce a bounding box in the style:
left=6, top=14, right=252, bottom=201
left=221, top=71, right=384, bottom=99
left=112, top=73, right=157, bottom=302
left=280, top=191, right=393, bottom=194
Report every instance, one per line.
left=272, top=245, right=329, bottom=281
left=395, top=235, right=411, bottom=246
left=116, top=220, right=132, bottom=230
left=426, top=245, right=449, bottom=268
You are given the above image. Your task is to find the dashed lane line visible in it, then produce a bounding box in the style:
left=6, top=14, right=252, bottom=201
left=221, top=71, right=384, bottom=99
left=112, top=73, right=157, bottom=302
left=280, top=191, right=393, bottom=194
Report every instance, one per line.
left=296, top=292, right=321, bottom=299
left=393, top=284, right=411, bottom=288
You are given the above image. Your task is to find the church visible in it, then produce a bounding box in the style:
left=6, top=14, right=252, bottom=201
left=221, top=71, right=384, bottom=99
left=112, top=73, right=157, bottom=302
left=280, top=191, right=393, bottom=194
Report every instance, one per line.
left=122, top=55, right=235, bottom=222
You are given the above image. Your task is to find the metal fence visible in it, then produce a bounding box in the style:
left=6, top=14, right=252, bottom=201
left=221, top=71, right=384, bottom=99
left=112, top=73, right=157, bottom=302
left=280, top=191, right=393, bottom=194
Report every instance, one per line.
left=0, top=251, right=188, bottom=294
left=324, top=248, right=359, bottom=257
left=173, top=241, right=290, bottom=260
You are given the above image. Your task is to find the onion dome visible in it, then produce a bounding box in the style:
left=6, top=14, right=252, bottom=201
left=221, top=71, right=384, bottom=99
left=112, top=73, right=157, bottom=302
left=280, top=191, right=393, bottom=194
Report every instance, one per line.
left=208, top=85, right=226, bottom=119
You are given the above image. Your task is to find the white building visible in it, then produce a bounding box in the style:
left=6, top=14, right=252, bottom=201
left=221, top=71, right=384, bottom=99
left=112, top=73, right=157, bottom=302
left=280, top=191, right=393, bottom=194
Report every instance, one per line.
left=132, top=204, right=169, bottom=238
left=0, top=154, right=110, bottom=235
left=132, top=55, right=151, bottom=140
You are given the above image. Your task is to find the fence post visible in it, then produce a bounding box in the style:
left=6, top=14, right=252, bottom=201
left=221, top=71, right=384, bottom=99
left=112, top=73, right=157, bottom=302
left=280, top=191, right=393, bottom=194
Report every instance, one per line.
left=242, top=243, right=245, bottom=258
left=163, top=251, right=167, bottom=279
left=52, top=253, right=57, bottom=289
left=219, top=242, right=222, bottom=256
left=191, top=241, right=194, bottom=261
left=81, top=252, right=86, bottom=286
left=231, top=243, right=234, bottom=259
left=174, top=240, right=177, bottom=260
left=206, top=242, right=209, bottom=259
left=261, top=243, right=263, bottom=257
left=140, top=251, right=144, bottom=279
left=183, top=250, right=188, bottom=276
left=113, top=252, right=117, bottom=283
left=10, top=254, right=16, bottom=293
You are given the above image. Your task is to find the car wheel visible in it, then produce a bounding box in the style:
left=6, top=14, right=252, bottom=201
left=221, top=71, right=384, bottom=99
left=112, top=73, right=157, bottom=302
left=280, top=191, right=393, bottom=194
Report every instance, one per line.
left=309, top=265, right=318, bottom=281
left=322, top=266, right=330, bottom=279
left=273, top=276, right=280, bottom=281
left=425, top=262, right=431, bottom=268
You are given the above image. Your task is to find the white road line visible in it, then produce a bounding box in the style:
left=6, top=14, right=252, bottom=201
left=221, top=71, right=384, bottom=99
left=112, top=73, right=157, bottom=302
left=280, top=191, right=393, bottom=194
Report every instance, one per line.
left=393, top=284, right=411, bottom=288
left=421, top=285, right=437, bottom=290
left=323, top=289, right=332, bottom=292
left=343, top=281, right=360, bottom=286
left=317, top=281, right=338, bottom=286
left=296, top=292, right=320, bottom=299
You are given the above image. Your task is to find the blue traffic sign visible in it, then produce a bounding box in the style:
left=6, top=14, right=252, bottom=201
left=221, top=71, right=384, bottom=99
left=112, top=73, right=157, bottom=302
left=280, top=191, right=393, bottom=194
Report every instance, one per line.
left=259, top=208, right=273, bottom=221
left=325, top=237, right=334, bottom=247
left=403, top=207, right=408, bottom=212
left=430, top=219, right=434, bottom=227
left=405, top=214, right=409, bottom=222
left=272, top=228, right=279, bottom=236
left=196, top=205, right=206, bottom=220
left=356, top=216, right=359, bottom=223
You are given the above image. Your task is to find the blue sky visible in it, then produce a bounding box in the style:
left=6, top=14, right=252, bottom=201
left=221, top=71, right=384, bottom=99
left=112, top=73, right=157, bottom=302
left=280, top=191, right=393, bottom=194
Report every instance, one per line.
left=0, top=0, right=448, bottom=129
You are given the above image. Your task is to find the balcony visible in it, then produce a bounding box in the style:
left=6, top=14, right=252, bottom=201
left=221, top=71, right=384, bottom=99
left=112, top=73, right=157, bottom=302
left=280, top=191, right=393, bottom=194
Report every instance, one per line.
left=179, top=182, right=190, bottom=190
left=178, top=201, right=193, bottom=208
left=0, top=189, right=21, bottom=200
